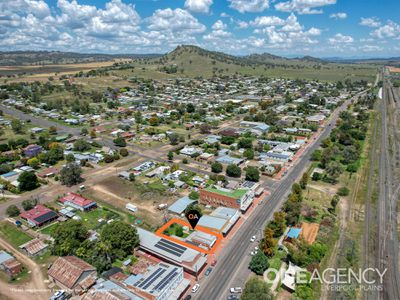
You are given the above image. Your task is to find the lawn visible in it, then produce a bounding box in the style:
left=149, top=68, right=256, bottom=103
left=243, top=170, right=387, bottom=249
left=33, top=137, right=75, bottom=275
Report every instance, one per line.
left=113, top=254, right=138, bottom=269
left=39, top=222, right=59, bottom=235
left=77, top=206, right=122, bottom=230
left=163, top=223, right=190, bottom=238
left=0, top=222, right=33, bottom=247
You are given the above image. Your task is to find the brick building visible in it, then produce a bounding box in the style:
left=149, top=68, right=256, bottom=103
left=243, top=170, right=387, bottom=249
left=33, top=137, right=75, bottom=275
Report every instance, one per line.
left=199, top=187, right=254, bottom=212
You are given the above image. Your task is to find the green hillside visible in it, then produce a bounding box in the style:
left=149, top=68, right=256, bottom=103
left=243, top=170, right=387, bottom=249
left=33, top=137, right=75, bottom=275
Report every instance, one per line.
left=113, top=45, right=377, bottom=82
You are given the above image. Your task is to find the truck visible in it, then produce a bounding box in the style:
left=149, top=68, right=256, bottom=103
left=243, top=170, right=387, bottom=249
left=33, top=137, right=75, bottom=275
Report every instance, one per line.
left=125, top=203, right=138, bottom=213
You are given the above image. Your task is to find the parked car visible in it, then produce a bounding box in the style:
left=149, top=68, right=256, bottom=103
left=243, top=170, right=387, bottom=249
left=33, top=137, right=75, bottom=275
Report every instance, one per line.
left=211, top=260, right=217, bottom=266
left=227, top=295, right=239, bottom=300
left=184, top=295, right=192, bottom=300
left=192, top=284, right=200, bottom=293
left=205, top=267, right=213, bottom=276
left=230, top=287, right=242, bottom=293
left=250, top=235, right=256, bottom=242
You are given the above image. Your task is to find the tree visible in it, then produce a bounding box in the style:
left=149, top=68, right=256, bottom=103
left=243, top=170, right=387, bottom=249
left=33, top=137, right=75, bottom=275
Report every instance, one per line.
left=168, top=133, right=179, bottom=145
left=245, top=167, right=260, bottom=182
left=226, top=164, right=241, bottom=178
left=49, top=126, right=57, bottom=135
left=168, top=151, right=174, bottom=161
left=60, top=163, right=83, bottom=186
left=186, top=103, right=195, bottom=113
left=113, top=137, right=126, bottom=147
left=149, top=116, right=159, bottom=126
left=90, top=130, right=97, bottom=139
left=129, top=173, right=135, bottom=182
left=331, top=194, right=340, bottom=211
left=262, top=228, right=276, bottom=257
left=66, top=153, right=75, bottom=163
left=73, top=139, right=91, bottom=152
left=337, top=187, right=350, bottom=196
left=100, top=221, right=140, bottom=260
left=18, top=171, right=39, bottom=191
left=11, top=119, right=23, bottom=133
left=243, top=148, right=254, bottom=160
left=119, top=148, right=129, bottom=157
left=27, top=157, right=40, bottom=169
left=300, top=172, right=309, bottom=189
left=211, top=162, right=223, bottom=173
left=188, top=191, right=199, bottom=200
left=326, top=161, right=343, bottom=179
left=238, top=138, right=253, bottom=149
left=283, top=200, right=301, bottom=226
left=268, top=211, right=287, bottom=237
left=249, top=251, right=269, bottom=275
left=6, top=205, right=20, bottom=217
left=241, top=276, right=273, bottom=300
left=22, top=198, right=38, bottom=211
left=51, top=220, right=88, bottom=256
left=199, top=123, right=211, bottom=134
left=312, top=172, right=322, bottom=181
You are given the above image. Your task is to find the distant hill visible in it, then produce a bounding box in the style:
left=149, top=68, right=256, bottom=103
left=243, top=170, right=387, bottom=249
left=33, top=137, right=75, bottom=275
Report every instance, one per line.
left=0, top=51, right=162, bottom=66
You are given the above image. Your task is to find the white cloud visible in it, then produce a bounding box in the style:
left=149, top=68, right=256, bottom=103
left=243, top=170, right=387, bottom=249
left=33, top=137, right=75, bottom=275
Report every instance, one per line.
left=371, top=21, right=400, bottom=39
left=330, top=12, right=347, bottom=20
left=360, top=17, right=381, bottom=28
left=281, top=13, right=302, bottom=32
left=275, top=0, right=336, bottom=15
left=361, top=45, right=383, bottom=52
left=237, top=20, right=249, bottom=29
left=204, top=20, right=231, bottom=40
left=228, top=0, right=270, bottom=13
left=328, top=33, right=354, bottom=45
left=148, top=8, right=205, bottom=34
left=184, top=0, right=213, bottom=14
left=250, top=16, right=285, bottom=27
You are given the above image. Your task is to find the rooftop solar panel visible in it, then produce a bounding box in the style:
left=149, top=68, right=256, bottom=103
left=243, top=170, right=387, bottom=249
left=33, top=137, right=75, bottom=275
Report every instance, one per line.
left=141, top=268, right=166, bottom=290
left=154, top=239, right=186, bottom=257
left=153, top=268, right=178, bottom=291
left=154, top=243, right=183, bottom=257
left=33, top=211, right=58, bottom=224
left=159, top=239, right=186, bottom=251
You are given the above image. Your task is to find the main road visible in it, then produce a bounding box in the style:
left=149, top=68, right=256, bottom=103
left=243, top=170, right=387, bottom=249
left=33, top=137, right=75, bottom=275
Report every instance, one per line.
left=195, top=92, right=365, bottom=300
left=377, top=74, right=400, bottom=300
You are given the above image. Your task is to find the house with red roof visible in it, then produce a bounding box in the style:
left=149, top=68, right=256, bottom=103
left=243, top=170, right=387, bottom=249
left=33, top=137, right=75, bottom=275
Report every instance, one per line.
left=59, top=192, right=97, bottom=211
left=20, top=204, right=58, bottom=227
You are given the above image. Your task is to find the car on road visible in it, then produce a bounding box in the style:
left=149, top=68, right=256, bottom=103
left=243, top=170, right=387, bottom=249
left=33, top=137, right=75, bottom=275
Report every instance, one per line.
left=205, top=267, right=213, bottom=276
left=230, top=287, right=242, bottom=293
left=227, top=295, right=239, bottom=300
left=250, top=235, right=256, bottom=242
left=192, top=284, right=200, bottom=293
left=184, top=295, right=192, bottom=300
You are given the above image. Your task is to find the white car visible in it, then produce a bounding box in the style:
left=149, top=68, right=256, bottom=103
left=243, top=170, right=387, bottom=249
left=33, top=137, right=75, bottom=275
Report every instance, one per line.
left=254, top=246, right=259, bottom=251
left=192, top=284, right=200, bottom=293
left=250, top=235, right=256, bottom=242
left=230, top=287, right=242, bottom=293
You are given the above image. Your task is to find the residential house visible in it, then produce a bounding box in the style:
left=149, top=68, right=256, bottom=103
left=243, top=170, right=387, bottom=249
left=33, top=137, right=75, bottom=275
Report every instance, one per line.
left=23, top=144, right=43, bottom=158
left=20, top=205, right=58, bottom=227
left=59, top=192, right=97, bottom=211
left=48, top=256, right=97, bottom=295
left=19, top=238, right=49, bottom=257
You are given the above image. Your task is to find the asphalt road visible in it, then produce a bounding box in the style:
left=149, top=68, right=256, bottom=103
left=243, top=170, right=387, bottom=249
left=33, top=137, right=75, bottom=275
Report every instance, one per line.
left=377, top=77, right=400, bottom=300
left=194, top=94, right=361, bottom=300
left=0, top=104, right=117, bottom=150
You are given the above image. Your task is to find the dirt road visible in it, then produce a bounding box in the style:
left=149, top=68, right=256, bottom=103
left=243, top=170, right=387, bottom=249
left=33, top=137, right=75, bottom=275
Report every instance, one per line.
left=0, top=237, right=50, bottom=300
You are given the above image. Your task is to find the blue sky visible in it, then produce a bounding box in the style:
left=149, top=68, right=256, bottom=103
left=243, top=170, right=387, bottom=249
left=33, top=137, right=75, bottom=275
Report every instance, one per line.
left=1, top=0, right=399, bottom=57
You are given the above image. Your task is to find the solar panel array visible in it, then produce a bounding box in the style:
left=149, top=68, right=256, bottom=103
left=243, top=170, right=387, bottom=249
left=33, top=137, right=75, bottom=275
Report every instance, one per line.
left=153, top=267, right=178, bottom=292
left=138, top=267, right=167, bottom=290
left=154, top=238, right=186, bottom=257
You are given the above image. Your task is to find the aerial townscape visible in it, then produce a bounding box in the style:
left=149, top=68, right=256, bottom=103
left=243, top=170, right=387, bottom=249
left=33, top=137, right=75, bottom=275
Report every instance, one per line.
left=0, top=1, right=399, bottom=300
